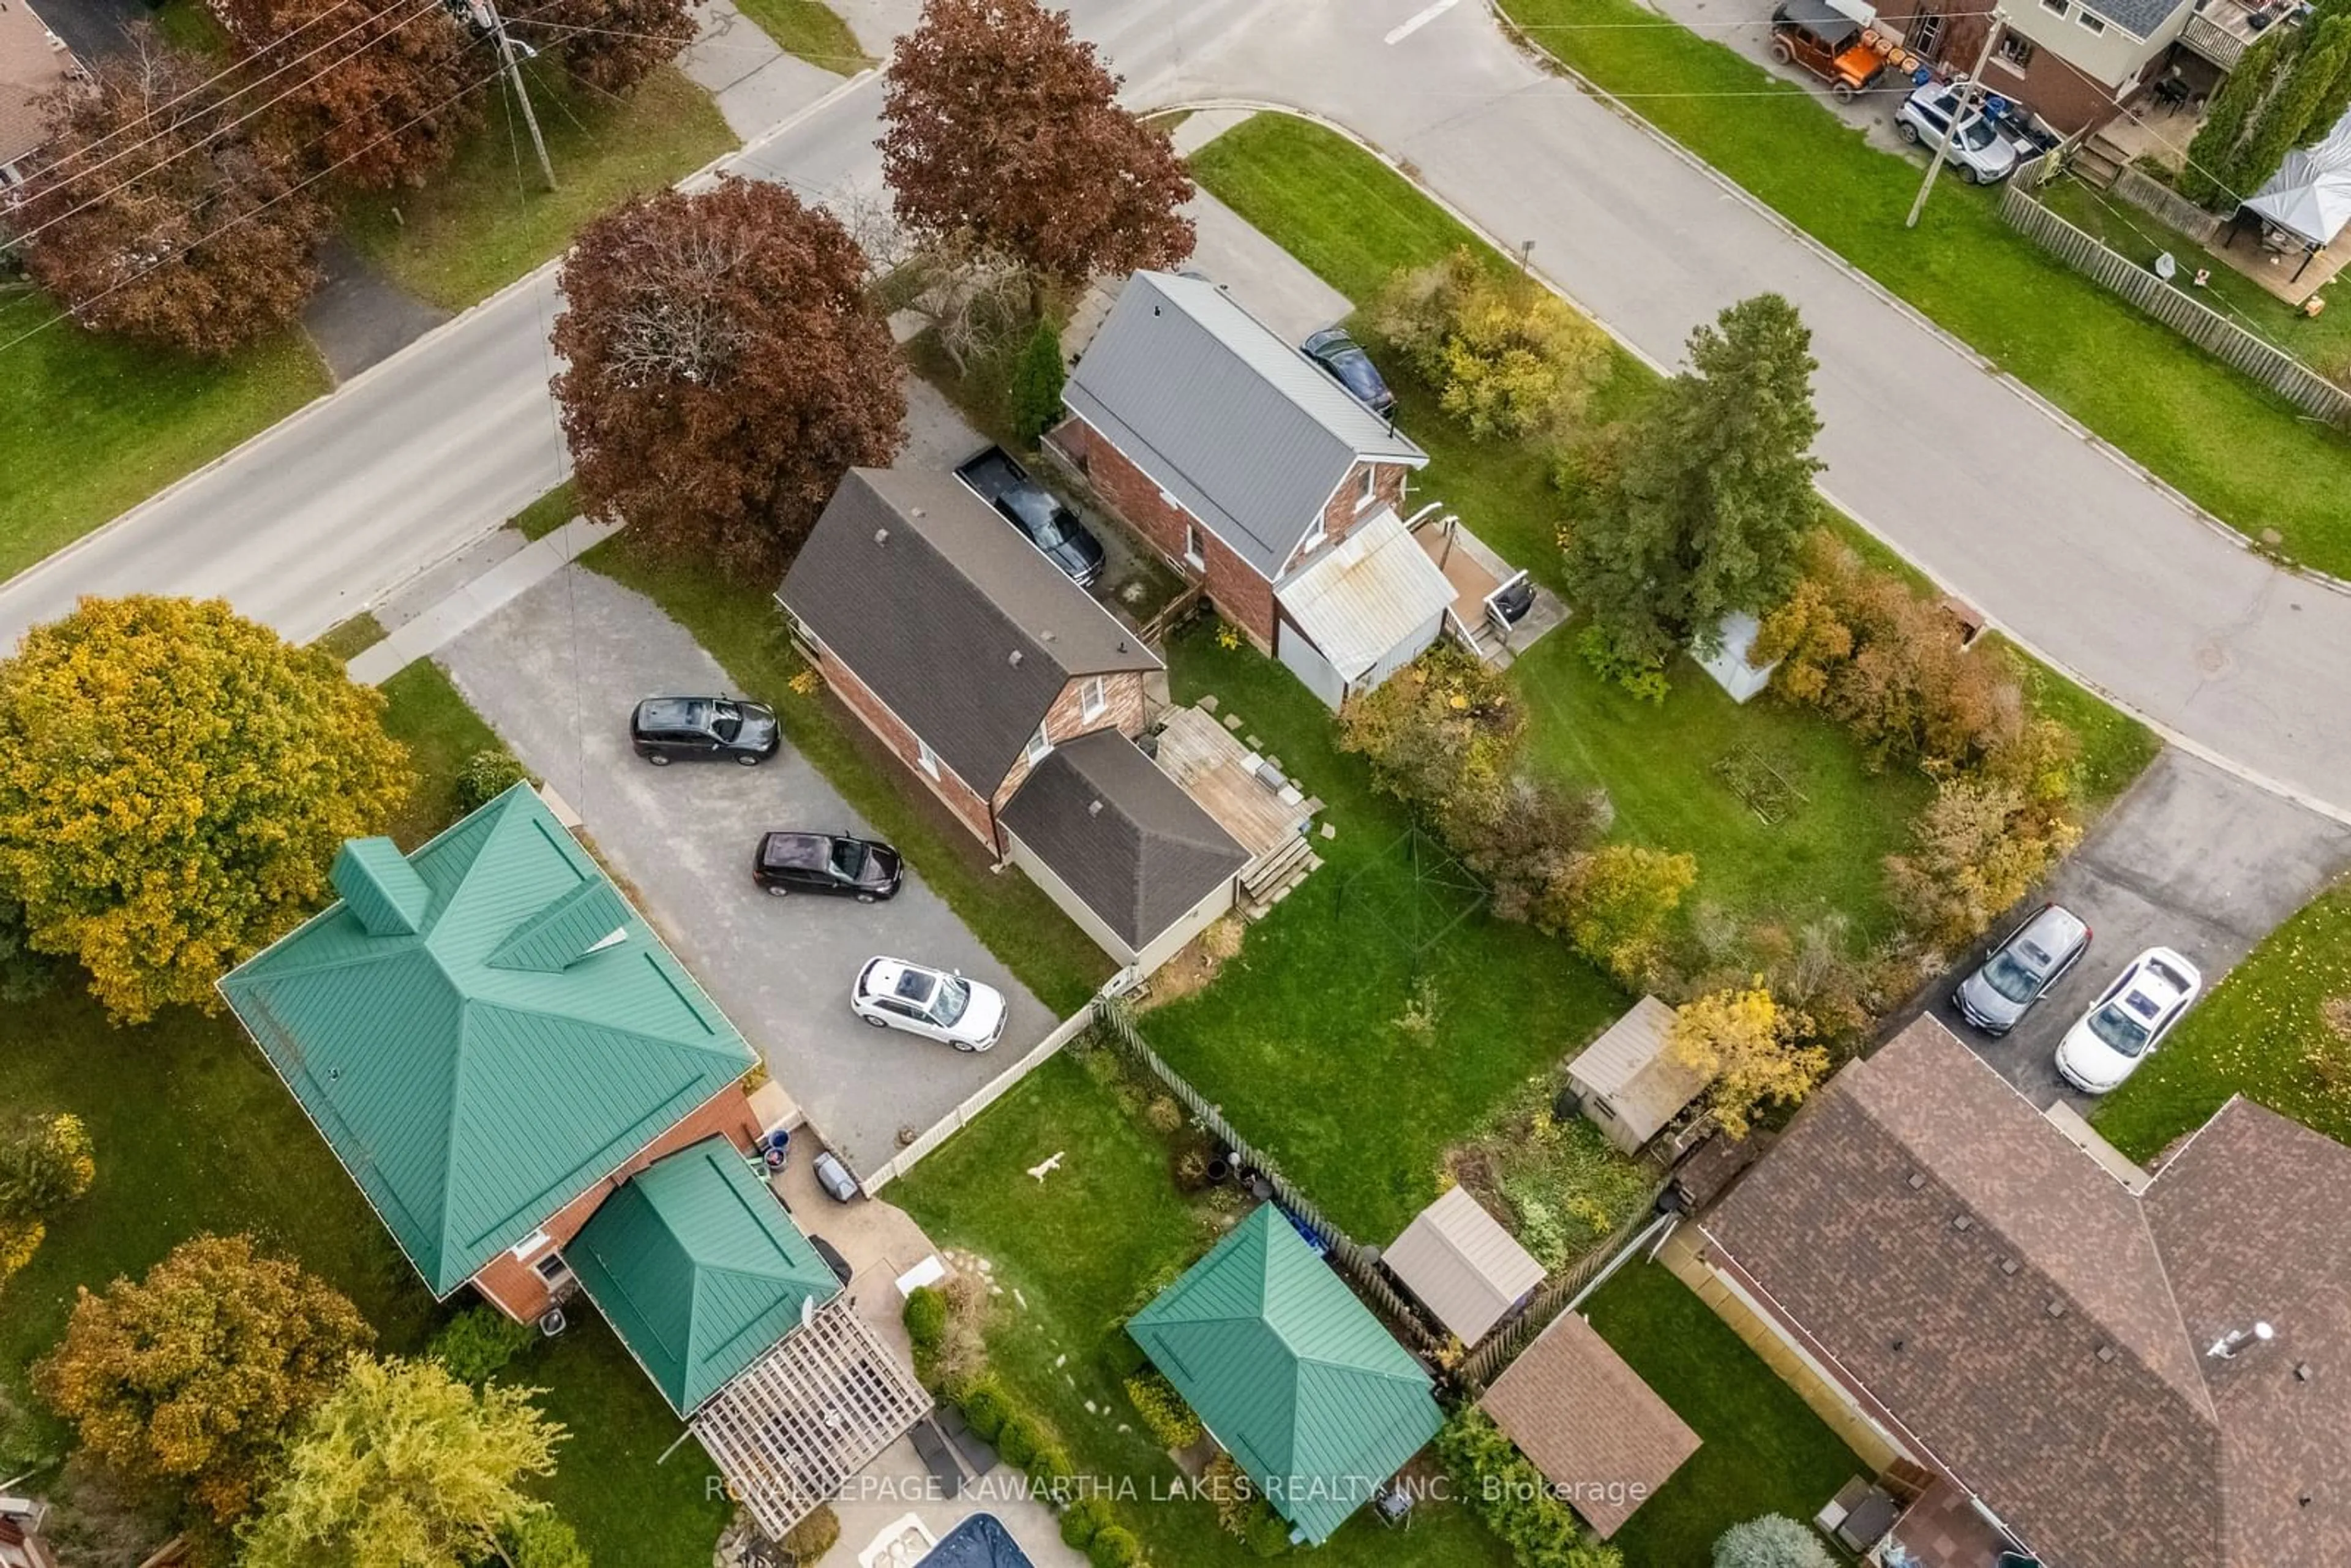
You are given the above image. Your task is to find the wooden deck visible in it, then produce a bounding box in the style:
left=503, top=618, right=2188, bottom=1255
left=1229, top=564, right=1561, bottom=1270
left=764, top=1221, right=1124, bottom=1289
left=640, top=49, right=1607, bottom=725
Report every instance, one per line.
left=1153, top=705, right=1312, bottom=862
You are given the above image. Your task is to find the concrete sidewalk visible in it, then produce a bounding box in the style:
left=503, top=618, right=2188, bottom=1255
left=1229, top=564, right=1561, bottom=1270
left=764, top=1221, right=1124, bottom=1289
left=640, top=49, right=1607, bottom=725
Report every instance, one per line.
left=347, top=516, right=618, bottom=685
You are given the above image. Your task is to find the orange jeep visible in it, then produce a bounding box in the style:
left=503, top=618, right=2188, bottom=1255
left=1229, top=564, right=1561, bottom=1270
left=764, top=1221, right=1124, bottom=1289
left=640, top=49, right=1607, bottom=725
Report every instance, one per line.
left=1769, top=0, right=1889, bottom=101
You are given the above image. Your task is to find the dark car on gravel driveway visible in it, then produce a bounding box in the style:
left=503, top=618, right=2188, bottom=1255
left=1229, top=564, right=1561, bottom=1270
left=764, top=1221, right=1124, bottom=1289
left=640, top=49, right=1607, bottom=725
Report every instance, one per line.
left=753, top=831, right=903, bottom=901
left=954, top=447, right=1106, bottom=587
left=630, top=696, right=780, bottom=765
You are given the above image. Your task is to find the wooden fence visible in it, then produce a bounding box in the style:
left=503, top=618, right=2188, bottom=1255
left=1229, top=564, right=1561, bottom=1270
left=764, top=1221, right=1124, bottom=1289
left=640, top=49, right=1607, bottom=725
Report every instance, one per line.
left=1092, top=997, right=1444, bottom=1351
left=2000, top=177, right=2351, bottom=426
left=857, top=1005, right=1099, bottom=1194
left=1458, top=1200, right=1676, bottom=1392
left=2108, top=166, right=2224, bottom=246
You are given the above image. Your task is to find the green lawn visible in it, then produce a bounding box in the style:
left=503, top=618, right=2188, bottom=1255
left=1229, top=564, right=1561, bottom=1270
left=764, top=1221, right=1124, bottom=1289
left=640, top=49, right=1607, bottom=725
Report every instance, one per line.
left=1497, top=0, right=2351, bottom=578
left=345, top=66, right=737, bottom=312
left=1149, top=622, right=1628, bottom=1241
left=1512, top=632, right=1929, bottom=939
left=733, top=0, right=874, bottom=70
left=0, top=293, right=328, bottom=583
left=315, top=611, right=388, bottom=663
left=892, top=1054, right=1512, bottom=1568
left=0, top=663, right=724, bottom=1558
left=1584, top=1262, right=1862, bottom=1566
left=581, top=541, right=1113, bottom=1013
left=2093, top=878, right=2351, bottom=1161
left=508, top=480, right=582, bottom=542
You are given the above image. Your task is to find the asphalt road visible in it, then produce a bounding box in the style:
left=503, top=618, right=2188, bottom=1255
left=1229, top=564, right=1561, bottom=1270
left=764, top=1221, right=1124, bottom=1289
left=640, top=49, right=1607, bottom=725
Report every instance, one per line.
left=437, top=566, right=1056, bottom=1179
left=6, top=0, right=2350, bottom=819
left=1905, top=749, right=2351, bottom=1111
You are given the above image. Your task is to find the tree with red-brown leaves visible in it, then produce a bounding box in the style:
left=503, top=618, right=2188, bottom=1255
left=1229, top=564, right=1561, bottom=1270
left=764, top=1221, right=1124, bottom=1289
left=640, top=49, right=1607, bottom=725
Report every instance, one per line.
left=879, top=0, right=1193, bottom=290
left=216, top=0, right=484, bottom=192
left=15, top=34, right=331, bottom=356
left=516, top=0, right=695, bottom=97
left=550, top=178, right=906, bottom=572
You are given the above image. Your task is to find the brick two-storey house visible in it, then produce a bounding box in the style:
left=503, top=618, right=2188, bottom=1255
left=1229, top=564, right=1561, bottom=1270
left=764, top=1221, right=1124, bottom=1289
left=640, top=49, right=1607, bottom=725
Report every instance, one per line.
left=1060, top=272, right=1455, bottom=708
left=781, top=468, right=1247, bottom=973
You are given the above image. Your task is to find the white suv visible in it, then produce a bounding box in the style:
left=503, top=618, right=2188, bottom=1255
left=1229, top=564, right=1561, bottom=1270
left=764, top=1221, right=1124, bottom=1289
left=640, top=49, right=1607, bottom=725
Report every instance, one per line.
left=1894, top=86, right=2020, bottom=185
left=851, top=958, right=1007, bottom=1052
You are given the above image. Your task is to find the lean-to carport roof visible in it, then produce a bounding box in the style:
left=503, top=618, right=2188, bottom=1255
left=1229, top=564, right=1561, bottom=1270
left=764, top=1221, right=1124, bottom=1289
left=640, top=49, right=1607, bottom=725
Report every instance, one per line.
left=1066, top=272, right=1427, bottom=579
left=566, top=1135, right=842, bottom=1416
left=217, top=784, right=756, bottom=1296
left=1127, top=1205, right=1442, bottom=1544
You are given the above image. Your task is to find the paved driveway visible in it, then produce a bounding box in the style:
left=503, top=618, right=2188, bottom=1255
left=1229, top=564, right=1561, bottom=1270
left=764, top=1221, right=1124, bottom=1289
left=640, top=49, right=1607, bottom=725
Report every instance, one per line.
left=437, top=566, right=1056, bottom=1178
left=1909, top=749, right=2351, bottom=1110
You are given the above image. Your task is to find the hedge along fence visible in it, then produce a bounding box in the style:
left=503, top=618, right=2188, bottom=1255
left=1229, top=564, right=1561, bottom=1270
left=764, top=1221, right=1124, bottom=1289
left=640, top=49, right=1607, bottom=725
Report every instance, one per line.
left=2001, top=167, right=2351, bottom=426
left=1092, top=998, right=1445, bottom=1353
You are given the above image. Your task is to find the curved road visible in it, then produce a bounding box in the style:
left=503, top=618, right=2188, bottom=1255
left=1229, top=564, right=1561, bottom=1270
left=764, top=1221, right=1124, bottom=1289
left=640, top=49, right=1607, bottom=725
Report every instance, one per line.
left=3, top=0, right=2344, bottom=816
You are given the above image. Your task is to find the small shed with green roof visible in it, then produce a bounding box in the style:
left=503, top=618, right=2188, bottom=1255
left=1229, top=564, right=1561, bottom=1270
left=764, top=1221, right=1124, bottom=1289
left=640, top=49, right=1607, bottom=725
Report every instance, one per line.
left=566, top=1135, right=842, bottom=1416
left=217, top=782, right=757, bottom=1299
left=1127, top=1205, right=1443, bottom=1544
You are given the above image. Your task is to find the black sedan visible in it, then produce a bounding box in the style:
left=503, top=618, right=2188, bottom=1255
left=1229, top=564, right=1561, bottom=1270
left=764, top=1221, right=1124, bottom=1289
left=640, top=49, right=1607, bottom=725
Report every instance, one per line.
left=630, top=697, right=780, bottom=766
left=754, top=830, right=903, bottom=901
left=1301, top=328, right=1397, bottom=418
left=954, top=448, right=1107, bottom=587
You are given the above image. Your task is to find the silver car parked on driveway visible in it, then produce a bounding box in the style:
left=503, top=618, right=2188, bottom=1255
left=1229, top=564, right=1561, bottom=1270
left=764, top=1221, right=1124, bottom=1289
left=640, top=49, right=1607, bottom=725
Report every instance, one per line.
left=1894, top=85, right=2020, bottom=185
left=1952, top=902, right=2091, bottom=1037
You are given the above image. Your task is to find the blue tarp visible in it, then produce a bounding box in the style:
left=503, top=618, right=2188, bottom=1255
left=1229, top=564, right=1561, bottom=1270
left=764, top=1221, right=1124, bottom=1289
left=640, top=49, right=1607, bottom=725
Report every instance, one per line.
left=918, top=1513, right=1035, bottom=1568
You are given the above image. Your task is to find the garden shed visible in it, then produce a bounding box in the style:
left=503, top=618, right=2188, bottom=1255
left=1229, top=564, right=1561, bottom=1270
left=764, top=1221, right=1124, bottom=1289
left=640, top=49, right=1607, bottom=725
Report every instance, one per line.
left=1127, top=1206, right=1443, bottom=1544
left=1382, top=1185, right=1544, bottom=1345
left=1480, top=1310, right=1698, bottom=1539
left=1564, top=996, right=1712, bottom=1155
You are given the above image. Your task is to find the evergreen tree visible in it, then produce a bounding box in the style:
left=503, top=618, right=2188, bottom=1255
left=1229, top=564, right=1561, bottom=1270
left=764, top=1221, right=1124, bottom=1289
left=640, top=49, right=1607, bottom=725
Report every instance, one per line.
left=1561, top=294, right=1823, bottom=684
left=1005, top=320, right=1068, bottom=445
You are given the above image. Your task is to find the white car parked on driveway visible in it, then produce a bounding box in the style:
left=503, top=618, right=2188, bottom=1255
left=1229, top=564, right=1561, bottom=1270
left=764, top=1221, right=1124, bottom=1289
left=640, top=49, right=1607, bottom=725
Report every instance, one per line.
left=2054, top=947, right=2202, bottom=1093
left=851, top=957, right=1007, bottom=1052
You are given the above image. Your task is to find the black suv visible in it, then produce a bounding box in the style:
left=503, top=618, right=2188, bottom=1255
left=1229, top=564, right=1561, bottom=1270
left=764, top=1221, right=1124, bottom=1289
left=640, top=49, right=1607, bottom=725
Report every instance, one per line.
left=752, top=831, right=903, bottom=901
left=630, top=697, right=780, bottom=766
left=954, top=448, right=1107, bottom=587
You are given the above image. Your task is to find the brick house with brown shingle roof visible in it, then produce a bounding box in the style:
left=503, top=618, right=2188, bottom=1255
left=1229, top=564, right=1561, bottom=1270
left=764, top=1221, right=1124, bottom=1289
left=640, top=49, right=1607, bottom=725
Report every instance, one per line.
left=1681, top=1015, right=2351, bottom=1568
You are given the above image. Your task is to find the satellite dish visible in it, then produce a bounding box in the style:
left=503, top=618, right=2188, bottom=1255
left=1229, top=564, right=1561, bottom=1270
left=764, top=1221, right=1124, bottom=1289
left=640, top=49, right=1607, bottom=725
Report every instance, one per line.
left=2155, top=252, right=2178, bottom=281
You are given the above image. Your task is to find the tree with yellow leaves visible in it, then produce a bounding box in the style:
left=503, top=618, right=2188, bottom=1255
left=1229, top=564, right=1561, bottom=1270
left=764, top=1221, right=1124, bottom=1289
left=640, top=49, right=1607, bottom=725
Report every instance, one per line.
left=0, top=1111, right=94, bottom=1288
left=0, top=596, right=412, bottom=1022
left=1670, top=985, right=1829, bottom=1139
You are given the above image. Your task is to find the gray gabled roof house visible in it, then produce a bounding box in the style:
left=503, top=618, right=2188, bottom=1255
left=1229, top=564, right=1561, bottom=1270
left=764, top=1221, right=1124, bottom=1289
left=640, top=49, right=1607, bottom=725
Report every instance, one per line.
left=1062, top=272, right=1453, bottom=708
left=779, top=469, right=1247, bottom=975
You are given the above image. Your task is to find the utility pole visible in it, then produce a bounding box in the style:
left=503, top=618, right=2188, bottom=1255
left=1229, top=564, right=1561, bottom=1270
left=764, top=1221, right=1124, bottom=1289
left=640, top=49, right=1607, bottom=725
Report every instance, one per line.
left=471, top=0, right=555, bottom=192
left=1905, top=10, right=2003, bottom=229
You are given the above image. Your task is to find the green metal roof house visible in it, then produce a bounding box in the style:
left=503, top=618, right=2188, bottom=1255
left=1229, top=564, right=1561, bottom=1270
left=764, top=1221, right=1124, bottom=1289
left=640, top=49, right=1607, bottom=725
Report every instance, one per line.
left=566, top=1134, right=842, bottom=1416
left=1128, top=1205, right=1444, bottom=1544
left=217, top=783, right=758, bottom=1302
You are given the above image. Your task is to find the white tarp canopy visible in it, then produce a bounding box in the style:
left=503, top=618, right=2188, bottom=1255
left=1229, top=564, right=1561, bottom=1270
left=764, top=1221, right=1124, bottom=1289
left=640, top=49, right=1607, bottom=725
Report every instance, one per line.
left=2244, top=106, right=2351, bottom=250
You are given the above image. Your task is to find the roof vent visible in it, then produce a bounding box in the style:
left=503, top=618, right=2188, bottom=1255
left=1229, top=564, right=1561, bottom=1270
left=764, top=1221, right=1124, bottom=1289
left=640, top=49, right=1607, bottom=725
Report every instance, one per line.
left=2297, top=1362, right=2315, bottom=1382
left=1008, top=649, right=1023, bottom=666
left=1905, top=1171, right=1927, bottom=1191
left=332, top=838, right=430, bottom=936
left=1890, top=1337, right=1907, bottom=1353
left=2046, top=1300, right=2068, bottom=1319
left=1951, top=1215, right=1973, bottom=1233
left=1041, top=629, right=1057, bottom=642
left=2096, top=1345, right=2117, bottom=1364
left=1087, top=799, right=1104, bottom=817
left=2000, top=1258, right=2020, bottom=1276
left=2208, top=1321, right=2276, bottom=1360
left=873, top=527, right=890, bottom=546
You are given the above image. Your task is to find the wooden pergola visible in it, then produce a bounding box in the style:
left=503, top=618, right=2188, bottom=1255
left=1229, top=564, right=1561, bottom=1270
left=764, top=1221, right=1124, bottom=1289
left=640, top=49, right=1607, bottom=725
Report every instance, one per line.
left=689, top=1300, right=933, bottom=1539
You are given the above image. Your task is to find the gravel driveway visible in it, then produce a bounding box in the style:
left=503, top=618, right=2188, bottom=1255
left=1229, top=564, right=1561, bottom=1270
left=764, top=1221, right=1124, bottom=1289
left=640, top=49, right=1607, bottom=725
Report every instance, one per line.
left=437, top=566, right=1056, bottom=1178
left=1908, top=749, right=2351, bottom=1112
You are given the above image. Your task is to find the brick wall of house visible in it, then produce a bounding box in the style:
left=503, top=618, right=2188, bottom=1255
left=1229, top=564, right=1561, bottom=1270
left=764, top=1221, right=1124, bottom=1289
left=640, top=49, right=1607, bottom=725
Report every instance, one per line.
left=1071, top=419, right=1280, bottom=648
left=1873, top=3, right=2140, bottom=132
left=989, top=670, right=1150, bottom=818
left=811, top=645, right=998, bottom=844
left=1281, top=459, right=1415, bottom=579
left=470, top=1086, right=763, bottom=1322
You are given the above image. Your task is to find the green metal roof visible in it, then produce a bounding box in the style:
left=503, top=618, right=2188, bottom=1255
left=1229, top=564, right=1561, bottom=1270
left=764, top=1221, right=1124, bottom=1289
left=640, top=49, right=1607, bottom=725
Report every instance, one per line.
left=218, top=784, right=756, bottom=1297
left=1128, top=1206, right=1442, bottom=1544
left=566, top=1135, right=842, bottom=1414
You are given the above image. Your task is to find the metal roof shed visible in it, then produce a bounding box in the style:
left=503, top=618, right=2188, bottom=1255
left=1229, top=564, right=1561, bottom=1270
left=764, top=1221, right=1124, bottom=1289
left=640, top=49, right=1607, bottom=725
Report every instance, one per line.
left=1128, top=1206, right=1443, bottom=1545
left=1382, top=1186, right=1545, bottom=1345
left=1565, top=996, right=1712, bottom=1155
left=1480, top=1311, right=1699, bottom=1539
